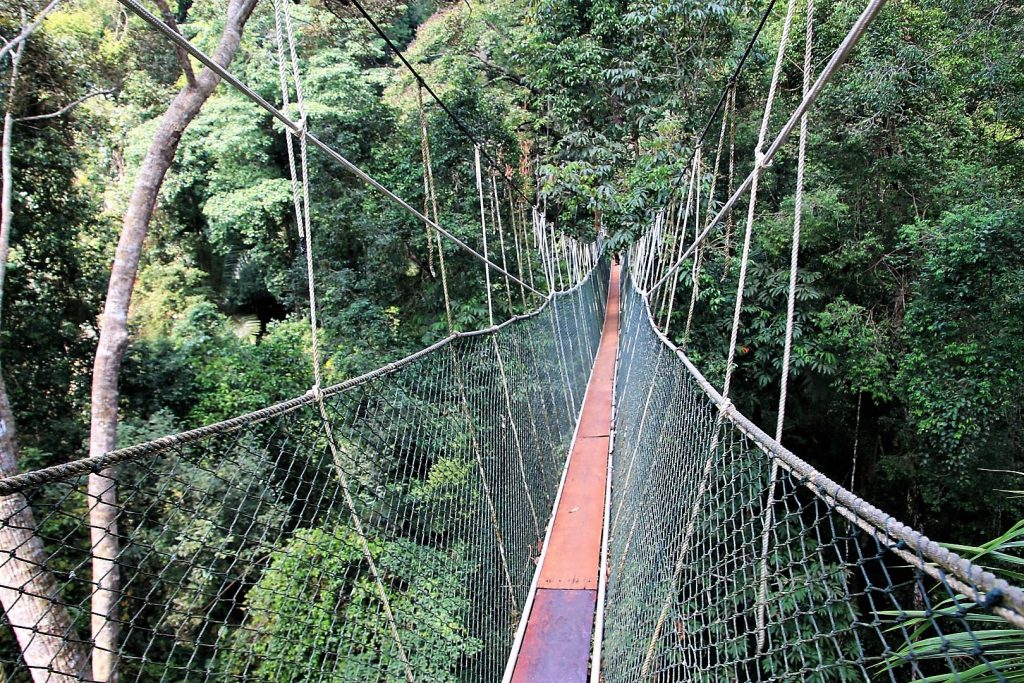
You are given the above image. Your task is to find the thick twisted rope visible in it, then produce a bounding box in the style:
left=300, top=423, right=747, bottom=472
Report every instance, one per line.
left=755, top=0, right=815, bottom=651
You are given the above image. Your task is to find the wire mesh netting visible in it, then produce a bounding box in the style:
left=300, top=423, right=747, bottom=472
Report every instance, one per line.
left=600, top=262, right=1024, bottom=682
left=0, top=262, right=607, bottom=683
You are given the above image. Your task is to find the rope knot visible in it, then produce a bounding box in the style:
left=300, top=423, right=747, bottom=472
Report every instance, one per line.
left=980, top=588, right=1004, bottom=611
left=309, top=383, right=324, bottom=402
left=755, top=149, right=771, bottom=169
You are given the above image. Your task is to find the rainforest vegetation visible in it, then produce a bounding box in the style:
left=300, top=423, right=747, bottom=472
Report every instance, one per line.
left=0, top=0, right=1022, bottom=678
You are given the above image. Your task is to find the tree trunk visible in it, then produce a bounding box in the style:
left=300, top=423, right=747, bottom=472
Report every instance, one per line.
left=0, top=374, right=90, bottom=682
left=0, top=32, right=91, bottom=683
left=86, top=2, right=257, bottom=680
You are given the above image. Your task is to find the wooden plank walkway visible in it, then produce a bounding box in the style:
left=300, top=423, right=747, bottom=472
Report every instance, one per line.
left=510, top=264, right=620, bottom=682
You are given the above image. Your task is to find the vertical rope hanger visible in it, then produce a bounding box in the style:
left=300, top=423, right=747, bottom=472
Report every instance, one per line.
left=532, top=208, right=553, bottom=294
left=639, top=0, right=801, bottom=673
left=417, top=85, right=453, bottom=333
left=417, top=94, right=436, bottom=279
left=484, top=161, right=541, bottom=542
left=683, top=100, right=731, bottom=347
left=722, top=0, right=798, bottom=400
left=507, top=191, right=529, bottom=307
left=474, top=147, right=495, bottom=326
left=490, top=173, right=514, bottom=313
left=551, top=221, right=565, bottom=291
left=656, top=188, right=682, bottom=314
left=512, top=195, right=535, bottom=297
left=722, top=84, right=738, bottom=280
left=677, top=147, right=703, bottom=337
left=756, top=0, right=815, bottom=651
left=271, top=3, right=415, bottom=680
left=661, top=149, right=699, bottom=330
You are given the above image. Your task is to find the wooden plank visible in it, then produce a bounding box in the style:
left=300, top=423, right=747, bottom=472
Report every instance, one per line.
left=510, top=589, right=598, bottom=683
left=538, top=435, right=609, bottom=589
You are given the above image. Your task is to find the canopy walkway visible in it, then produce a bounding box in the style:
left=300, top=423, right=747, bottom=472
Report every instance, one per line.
left=2, top=0, right=1024, bottom=680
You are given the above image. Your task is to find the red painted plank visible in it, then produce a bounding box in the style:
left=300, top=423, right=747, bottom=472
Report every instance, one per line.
left=538, top=435, right=609, bottom=589
left=511, top=589, right=598, bottom=683
left=577, top=387, right=613, bottom=437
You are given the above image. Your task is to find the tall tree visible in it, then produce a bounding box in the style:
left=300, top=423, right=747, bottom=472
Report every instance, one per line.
left=87, top=0, right=258, bottom=680
left=0, top=6, right=90, bottom=679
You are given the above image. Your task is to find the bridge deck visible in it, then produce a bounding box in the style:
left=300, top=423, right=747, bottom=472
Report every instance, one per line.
left=509, top=264, right=620, bottom=682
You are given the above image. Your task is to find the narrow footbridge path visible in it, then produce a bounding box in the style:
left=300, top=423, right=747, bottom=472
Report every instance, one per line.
left=509, top=263, right=621, bottom=682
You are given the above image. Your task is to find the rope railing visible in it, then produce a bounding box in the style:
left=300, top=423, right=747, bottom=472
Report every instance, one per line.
left=0, top=262, right=609, bottom=681
left=599, top=262, right=1024, bottom=681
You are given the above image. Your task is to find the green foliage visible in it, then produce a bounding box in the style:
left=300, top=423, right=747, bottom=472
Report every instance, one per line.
left=897, top=203, right=1023, bottom=473
left=219, top=526, right=481, bottom=682
left=3, top=0, right=1024, bottom=676
left=882, top=521, right=1024, bottom=682
left=182, top=310, right=312, bottom=424
left=816, top=299, right=892, bottom=402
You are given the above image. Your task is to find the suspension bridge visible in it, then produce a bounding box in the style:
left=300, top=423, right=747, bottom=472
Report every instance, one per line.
left=1, top=0, right=1023, bottom=680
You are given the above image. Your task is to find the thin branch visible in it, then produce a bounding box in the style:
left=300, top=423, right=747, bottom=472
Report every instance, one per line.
left=1, top=24, right=27, bottom=326
left=469, top=50, right=540, bottom=94
left=16, top=89, right=113, bottom=123
left=0, top=0, right=62, bottom=64
left=151, top=0, right=196, bottom=86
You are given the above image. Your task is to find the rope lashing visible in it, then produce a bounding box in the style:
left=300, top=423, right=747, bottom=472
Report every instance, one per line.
left=602, top=263, right=1024, bottom=682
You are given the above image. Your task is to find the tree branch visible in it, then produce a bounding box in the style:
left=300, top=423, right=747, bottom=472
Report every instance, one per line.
left=469, top=50, right=540, bottom=94
left=16, top=89, right=113, bottom=123
left=0, top=0, right=62, bottom=64
left=151, top=0, right=196, bottom=87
